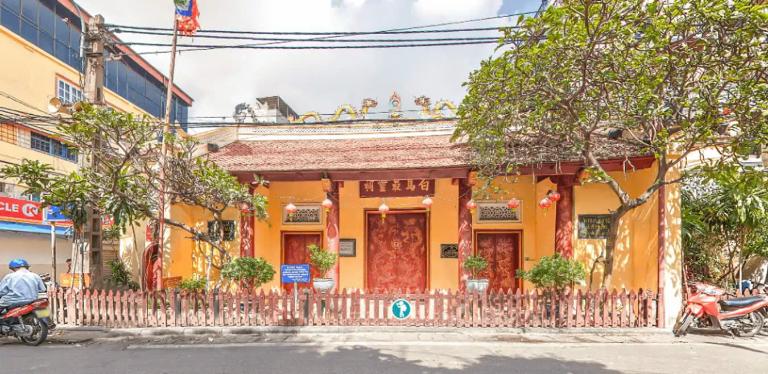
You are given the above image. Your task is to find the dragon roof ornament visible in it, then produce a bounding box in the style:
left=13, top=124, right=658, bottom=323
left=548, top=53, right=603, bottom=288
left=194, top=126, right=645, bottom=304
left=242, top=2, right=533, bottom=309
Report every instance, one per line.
left=288, top=94, right=457, bottom=123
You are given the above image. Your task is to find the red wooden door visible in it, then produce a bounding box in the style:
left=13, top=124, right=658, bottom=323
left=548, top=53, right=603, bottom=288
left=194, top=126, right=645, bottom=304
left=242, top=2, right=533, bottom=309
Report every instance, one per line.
left=282, top=232, right=322, bottom=292
left=476, top=232, right=521, bottom=291
left=366, top=212, right=428, bottom=291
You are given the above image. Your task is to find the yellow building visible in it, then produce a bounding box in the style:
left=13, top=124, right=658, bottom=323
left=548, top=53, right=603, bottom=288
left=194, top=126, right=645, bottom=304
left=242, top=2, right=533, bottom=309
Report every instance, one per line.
left=0, top=0, right=192, bottom=280
left=162, top=118, right=681, bottom=326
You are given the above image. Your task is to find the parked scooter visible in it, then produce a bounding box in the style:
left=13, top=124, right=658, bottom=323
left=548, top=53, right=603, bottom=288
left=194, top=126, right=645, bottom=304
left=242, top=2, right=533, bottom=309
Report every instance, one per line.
left=0, top=298, right=51, bottom=346
left=673, top=282, right=768, bottom=337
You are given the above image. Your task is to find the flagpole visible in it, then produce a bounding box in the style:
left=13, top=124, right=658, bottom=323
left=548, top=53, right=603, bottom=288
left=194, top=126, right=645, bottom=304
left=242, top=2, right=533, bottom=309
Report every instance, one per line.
left=156, top=16, right=179, bottom=291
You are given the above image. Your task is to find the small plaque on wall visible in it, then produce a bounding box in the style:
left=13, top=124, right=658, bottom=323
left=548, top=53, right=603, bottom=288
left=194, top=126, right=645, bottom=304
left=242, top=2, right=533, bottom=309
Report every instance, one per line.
left=440, top=244, right=459, bottom=258
left=339, top=238, right=356, bottom=257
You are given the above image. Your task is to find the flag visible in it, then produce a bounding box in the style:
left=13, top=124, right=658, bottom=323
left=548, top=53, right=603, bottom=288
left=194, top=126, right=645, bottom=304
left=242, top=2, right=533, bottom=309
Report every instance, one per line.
left=175, top=0, right=200, bottom=36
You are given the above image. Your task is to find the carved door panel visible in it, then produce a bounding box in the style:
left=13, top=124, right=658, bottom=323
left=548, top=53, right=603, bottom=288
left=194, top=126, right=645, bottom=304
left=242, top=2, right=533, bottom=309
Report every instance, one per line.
left=366, top=212, right=428, bottom=291
left=475, top=232, right=521, bottom=292
left=282, top=233, right=322, bottom=292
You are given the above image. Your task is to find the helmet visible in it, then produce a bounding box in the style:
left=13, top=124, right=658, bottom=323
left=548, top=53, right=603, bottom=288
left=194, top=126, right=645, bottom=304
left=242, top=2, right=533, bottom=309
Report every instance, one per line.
left=8, top=258, right=29, bottom=270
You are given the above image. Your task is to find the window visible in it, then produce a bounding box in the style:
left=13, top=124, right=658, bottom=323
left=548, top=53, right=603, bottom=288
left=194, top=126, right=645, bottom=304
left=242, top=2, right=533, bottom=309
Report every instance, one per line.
left=0, top=123, right=17, bottom=144
left=57, top=79, right=82, bottom=104
left=29, top=132, right=77, bottom=162
left=208, top=220, right=236, bottom=241
left=577, top=214, right=612, bottom=239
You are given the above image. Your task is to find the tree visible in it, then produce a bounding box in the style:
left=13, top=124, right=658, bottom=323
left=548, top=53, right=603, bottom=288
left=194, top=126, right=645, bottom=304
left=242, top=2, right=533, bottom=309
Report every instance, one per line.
left=1, top=105, right=267, bottom=286
left=455, top=0, right=768, bottom=286
left=682, top=165, right=768, bottom=286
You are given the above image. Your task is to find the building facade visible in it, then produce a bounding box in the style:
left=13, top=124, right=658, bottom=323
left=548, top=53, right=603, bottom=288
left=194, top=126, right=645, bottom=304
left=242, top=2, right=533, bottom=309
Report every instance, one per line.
left=161, top=117, right=682, bottom=325
left=0, top=0, right=193, bottom=280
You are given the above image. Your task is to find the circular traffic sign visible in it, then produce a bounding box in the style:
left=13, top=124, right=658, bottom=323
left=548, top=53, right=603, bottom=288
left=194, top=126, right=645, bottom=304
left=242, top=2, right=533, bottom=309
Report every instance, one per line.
left=391, top=298, right=412, bottom=320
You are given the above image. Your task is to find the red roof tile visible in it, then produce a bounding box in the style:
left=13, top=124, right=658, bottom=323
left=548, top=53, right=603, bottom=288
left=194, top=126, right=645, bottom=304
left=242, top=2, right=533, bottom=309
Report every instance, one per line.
left=209, top=135, right=470, bottom=172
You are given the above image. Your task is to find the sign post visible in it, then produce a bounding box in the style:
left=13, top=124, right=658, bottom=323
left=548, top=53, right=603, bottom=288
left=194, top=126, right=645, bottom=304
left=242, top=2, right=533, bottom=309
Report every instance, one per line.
left=45, top=206, right=72, bottom=287
left=281, top=264, right=311, bottom=314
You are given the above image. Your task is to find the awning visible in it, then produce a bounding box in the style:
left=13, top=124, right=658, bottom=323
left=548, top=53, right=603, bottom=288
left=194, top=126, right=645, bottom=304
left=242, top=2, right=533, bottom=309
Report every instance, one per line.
left=0, top=221, right=72, bottom=236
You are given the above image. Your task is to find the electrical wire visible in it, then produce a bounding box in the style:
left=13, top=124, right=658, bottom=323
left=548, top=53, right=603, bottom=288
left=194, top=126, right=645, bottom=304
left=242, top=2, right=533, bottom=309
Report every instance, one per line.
left=109, top=26, right=512, bottom=36
left=108, top=30, right=501, bottom=43
left=116, top=40, right=501, bottom=50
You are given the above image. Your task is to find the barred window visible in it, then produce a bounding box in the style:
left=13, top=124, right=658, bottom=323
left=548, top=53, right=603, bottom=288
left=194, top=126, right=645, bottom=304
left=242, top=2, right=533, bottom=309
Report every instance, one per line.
left=0, top=123, right=17, bottom=144
left=577, top=214, right=612, bottom=239
left=30, top=132, right=51, bottom=153
left=29, top=132, right=77, bottom=162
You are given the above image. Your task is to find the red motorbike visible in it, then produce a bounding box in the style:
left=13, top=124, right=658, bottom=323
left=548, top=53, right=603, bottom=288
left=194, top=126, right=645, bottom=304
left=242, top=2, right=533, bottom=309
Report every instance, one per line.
left=673, top=282, right=768, bottom=337
left=0, top=298, right=51, bottom=346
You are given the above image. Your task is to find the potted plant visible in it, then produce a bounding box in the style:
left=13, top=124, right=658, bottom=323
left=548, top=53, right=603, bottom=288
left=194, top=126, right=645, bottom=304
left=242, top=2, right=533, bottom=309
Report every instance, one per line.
left=463, top=255, right=489, bottom=293
left=221, top=257, right=276, bottom=291
left=517, top=253, right=586, bottom=317
left=308, top=244, right=337, bottom=292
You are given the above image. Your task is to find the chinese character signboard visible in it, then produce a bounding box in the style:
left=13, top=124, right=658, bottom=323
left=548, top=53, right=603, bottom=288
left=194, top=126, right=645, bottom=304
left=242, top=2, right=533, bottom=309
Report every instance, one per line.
left=359, top=179, right=435, bottom=198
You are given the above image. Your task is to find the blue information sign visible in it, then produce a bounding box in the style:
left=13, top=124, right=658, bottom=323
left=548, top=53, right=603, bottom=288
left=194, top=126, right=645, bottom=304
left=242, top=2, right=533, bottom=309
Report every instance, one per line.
left=281, top=264, right=311, bottom=284
left=391, top=298, right=413, bottom=320
left=44, top=206, right=71, bottom=223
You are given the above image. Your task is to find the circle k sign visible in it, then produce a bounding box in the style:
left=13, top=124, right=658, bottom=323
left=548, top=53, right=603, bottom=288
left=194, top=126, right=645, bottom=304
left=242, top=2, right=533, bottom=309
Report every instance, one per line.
left=0, top=196, right=43, bottom=222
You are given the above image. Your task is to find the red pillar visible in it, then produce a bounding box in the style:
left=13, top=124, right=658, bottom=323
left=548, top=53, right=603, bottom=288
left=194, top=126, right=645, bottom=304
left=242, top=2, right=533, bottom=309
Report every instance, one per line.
left=325, top=181, right=341, bottom=289
left=553, top=176, right=576, bottom=258
left=457, top=178, right=473, bottom=290
left=239, top=186, right=255, bottom=258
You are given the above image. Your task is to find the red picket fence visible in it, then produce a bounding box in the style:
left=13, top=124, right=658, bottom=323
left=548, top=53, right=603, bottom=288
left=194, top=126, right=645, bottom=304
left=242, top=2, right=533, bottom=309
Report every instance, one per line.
left=47, top=288, right=660, bottom=328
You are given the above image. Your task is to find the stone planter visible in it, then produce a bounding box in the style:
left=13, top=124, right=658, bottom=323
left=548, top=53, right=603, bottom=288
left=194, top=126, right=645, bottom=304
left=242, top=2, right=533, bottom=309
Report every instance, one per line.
left=465, top=278, right=489, bottom=293
left=312, top=278, right=335, bottom=292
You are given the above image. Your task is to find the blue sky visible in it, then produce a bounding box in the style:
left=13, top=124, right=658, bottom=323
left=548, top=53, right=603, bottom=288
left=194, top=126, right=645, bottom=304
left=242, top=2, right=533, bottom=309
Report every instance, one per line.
left=76, top=0, right=543, bottom=120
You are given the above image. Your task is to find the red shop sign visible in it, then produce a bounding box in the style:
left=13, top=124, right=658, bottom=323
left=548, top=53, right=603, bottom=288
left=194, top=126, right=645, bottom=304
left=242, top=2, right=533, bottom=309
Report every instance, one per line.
left=0, top=196, right=43, bottom=223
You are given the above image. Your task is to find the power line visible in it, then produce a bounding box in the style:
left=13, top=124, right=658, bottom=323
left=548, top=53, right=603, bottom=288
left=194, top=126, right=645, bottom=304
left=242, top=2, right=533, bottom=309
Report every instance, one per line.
left=115, top=40, right=501, bottom=51
left=109, top=30, right=501, bottom=43
left=103, top=10, right=535, bottom=36
left=109, top=26, right=511, bottom=36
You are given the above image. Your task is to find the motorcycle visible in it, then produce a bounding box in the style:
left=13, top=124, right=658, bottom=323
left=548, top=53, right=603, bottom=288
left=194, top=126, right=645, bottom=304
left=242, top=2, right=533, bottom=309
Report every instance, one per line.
left=673, top=282, right=768, bottom=337
left=0, top=298, right=51, bottom=346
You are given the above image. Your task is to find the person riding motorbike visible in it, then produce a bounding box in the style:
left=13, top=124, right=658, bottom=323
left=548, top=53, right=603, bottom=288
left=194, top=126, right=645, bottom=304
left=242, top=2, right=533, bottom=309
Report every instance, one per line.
left=0, top=259, right=46, bottom=314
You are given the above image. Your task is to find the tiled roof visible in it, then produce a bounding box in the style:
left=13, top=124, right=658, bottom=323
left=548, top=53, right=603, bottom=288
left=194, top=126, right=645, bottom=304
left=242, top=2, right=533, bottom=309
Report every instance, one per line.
left=209, top=134, right=470, bottom=172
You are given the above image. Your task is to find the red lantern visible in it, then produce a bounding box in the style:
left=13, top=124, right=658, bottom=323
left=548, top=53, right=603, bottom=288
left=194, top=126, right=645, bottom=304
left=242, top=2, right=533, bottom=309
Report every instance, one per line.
left=548, top=191, right=561, bottom=202
left=378, top=202, right=390, bottom=219
left=285, top=203, right=298, bottom=216
left=321, top=198, right=333, bottom=213
left=507, top=198, right=521, bottom=209
left=422, top=196, right=433, bottom=211
left=466, top=199, right=477, bottom=211
left=538, top=198, right=552, bottom=209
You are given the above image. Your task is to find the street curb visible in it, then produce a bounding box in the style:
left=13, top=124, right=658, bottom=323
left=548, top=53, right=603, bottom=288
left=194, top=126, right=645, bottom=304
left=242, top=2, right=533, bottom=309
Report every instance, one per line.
left=56, top=325, right=670, bottom=337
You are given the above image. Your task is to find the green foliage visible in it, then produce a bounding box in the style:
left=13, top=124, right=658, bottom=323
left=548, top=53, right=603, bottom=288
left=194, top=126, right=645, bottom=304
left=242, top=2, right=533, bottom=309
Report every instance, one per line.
left=308, top=244, right=337, bottom=277
left=455, top=0, right=768, bottom=285
left=682, top=165, right=768, bottom=284
left=463, top=255, right=488, bottom=279
left=179, top=274, right=207, bottom=292
left=517, top=254, right=586, bottom=290
left=220, top=257, right=275, bottom=289
left=107, top=259, right=139, bottom=290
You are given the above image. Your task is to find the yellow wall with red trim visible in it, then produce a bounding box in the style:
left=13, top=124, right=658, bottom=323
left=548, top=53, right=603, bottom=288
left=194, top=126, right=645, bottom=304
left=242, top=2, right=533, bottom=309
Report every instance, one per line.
left=163, top=162, right=681, bottom=294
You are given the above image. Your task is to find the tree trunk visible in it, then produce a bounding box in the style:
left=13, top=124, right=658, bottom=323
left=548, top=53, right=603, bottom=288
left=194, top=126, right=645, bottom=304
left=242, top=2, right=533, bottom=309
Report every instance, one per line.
left=601, top=209, right=627, bottom=288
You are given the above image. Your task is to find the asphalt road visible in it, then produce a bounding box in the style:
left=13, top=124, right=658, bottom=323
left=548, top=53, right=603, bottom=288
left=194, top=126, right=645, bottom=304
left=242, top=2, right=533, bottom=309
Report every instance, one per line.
left=1, top=336, right=767, bottom=374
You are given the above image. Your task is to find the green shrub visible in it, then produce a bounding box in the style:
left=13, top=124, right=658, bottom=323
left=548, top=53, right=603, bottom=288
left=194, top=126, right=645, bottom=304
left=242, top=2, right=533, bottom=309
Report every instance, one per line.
left=107, top=259, right=139, bottom=290
left=463, top=255, right=488, bottom=279
left=517, top=253, right=585, bottom=290
left=308, top=244, right=337, bottom=278
left=179, top=274, right=206, bottom=292
left=221, top=257, right=275, bottom=289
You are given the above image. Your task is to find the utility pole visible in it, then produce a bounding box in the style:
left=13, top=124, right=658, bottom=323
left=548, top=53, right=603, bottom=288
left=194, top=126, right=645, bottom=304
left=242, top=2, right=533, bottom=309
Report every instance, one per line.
left=78, top=14, right=106, bottom=288
left=155, top=18, right=180, bottom=290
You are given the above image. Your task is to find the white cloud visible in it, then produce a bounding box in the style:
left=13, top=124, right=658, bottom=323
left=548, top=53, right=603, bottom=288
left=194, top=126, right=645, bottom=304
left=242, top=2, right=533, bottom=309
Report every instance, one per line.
left=75, top=0, right=540, bottom=120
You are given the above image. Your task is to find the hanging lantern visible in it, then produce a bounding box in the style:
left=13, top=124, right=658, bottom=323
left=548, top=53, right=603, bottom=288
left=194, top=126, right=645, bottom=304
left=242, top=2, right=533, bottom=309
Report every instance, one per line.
left=285, top=202, right=298, bottom=216
left=422, top=196, right=433, bottom=211
left=548, top=191, right=561, bottom=202
left=321, top=197, right=333, bottom=213
left=538, top=198, right=552, bottom=209
left=507, top=198, right=520, bottom=209
left=378, top=201, right=390, bottom=219
left=466, top=199, right=477, bottom=211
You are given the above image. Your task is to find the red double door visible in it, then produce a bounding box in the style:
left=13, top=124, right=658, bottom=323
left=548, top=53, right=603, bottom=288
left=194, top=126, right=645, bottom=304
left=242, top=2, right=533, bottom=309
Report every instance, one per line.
left=282, top=233, right=322, bottom=292
left=366, top=212, right=428, bottom=291
left=475, top=232, right=522, bottom=292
